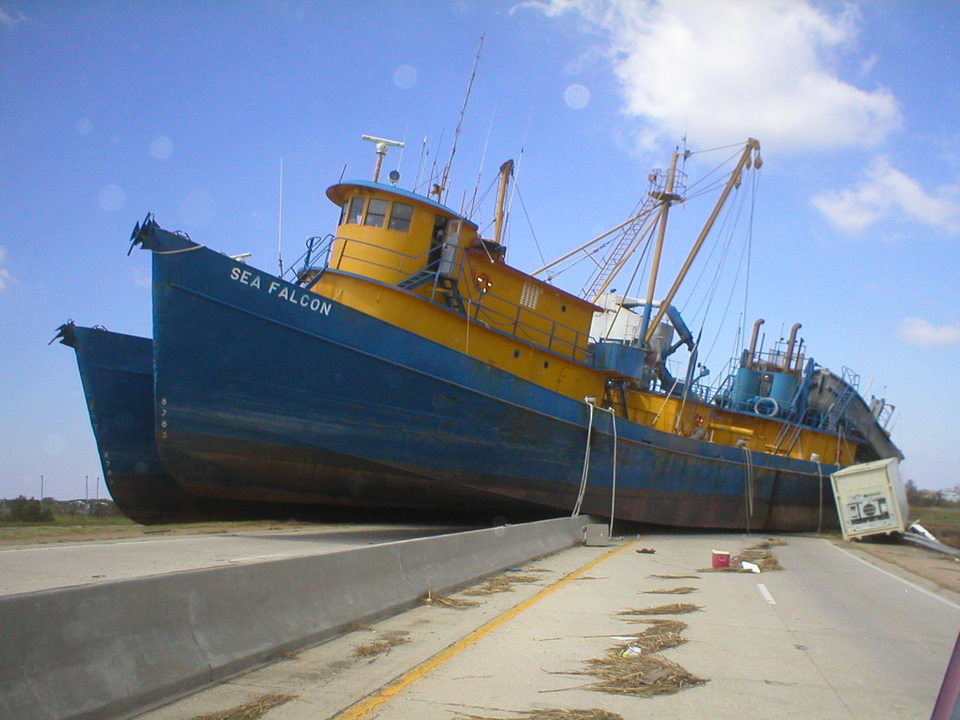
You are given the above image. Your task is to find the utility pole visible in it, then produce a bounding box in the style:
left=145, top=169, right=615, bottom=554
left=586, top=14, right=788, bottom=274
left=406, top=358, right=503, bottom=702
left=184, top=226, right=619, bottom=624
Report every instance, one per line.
left=40, top=474, right=44, bottom=500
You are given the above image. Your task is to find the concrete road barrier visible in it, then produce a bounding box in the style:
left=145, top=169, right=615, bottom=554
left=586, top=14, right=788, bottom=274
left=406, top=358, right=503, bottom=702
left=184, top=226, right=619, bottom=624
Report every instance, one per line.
left=0, top=516, right=587, bottom=720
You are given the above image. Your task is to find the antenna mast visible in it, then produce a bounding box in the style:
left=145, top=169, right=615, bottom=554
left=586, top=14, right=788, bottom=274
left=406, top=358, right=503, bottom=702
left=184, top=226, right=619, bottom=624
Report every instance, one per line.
left=435, top=33, right=484, bottom=202
left=277, top=156, right=284, bottom=276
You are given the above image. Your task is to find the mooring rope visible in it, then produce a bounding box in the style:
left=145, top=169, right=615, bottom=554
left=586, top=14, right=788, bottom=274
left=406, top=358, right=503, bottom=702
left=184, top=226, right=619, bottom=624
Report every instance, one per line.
left=573, top=401, right=619, bottom=536
left=815, top=456, right=824, bottom=533
left=150, top=244, right=207, bottom=255
left=605, top=408, right=619, bottom=537
left=741, top=444, right=754, bottom=533
left=572, top=402, right=595, bottom=517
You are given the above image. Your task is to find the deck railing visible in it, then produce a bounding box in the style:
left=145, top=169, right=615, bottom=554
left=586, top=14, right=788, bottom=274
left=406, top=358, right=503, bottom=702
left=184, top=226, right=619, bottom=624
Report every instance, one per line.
left=295, top=234, right=591, bottom=364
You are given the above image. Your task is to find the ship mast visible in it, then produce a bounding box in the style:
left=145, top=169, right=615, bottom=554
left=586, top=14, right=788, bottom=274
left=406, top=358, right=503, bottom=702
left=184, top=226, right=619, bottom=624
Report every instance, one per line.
left=637, top=148, right=683, bottom=347
left=493, top=159, right=514, bottom=245
left=642, top=138, right=762, bottom=346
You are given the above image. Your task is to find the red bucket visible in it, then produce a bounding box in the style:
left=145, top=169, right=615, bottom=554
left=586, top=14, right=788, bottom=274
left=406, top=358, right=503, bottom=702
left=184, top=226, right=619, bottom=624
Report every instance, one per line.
left=711, top=550, right=730, bottom=569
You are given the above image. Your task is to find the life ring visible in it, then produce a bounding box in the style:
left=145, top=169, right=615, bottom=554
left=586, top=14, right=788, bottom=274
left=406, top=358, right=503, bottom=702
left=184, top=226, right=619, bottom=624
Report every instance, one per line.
left=753, top=397, right=779, bottom=417
left=474, top=272, right=492, bottom=291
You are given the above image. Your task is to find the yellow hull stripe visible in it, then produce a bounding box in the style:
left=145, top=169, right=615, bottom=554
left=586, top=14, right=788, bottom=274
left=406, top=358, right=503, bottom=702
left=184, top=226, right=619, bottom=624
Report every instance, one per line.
left=334, top=537, right=640, bottom=719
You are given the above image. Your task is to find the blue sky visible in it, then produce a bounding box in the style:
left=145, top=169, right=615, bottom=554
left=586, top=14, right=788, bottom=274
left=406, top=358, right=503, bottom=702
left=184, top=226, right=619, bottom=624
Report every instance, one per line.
left=2, top=0, right=959, bottom=501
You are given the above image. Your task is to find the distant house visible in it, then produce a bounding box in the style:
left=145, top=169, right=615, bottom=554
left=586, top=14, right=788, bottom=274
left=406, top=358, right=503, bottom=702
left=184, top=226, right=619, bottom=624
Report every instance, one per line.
left=941, top=489, right=960, bottom=504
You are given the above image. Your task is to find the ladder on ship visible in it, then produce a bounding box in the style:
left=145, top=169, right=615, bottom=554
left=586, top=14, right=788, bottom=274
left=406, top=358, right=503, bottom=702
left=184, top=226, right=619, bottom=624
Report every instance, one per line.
left=581, top=213, right=652, bottom=301
left=398, top=269, right=466, bottom=315
left=820, top=366, right=859, bottom=431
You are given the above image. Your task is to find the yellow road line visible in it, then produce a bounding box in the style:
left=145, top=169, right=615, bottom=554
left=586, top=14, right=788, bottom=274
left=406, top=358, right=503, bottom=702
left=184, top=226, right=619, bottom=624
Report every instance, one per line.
left=334, top=538, right=639, bottom=719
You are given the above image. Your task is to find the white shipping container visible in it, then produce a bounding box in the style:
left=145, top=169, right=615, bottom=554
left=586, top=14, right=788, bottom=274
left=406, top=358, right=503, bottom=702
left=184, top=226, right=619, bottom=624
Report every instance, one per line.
left=830, top=458, right=908, bottom=540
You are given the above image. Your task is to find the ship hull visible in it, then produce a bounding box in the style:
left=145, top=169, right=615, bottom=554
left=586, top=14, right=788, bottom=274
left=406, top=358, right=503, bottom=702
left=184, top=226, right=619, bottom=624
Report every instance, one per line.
left=58, top=324, right=336, bottom=524
left=145, top=238, right=839, bottom=531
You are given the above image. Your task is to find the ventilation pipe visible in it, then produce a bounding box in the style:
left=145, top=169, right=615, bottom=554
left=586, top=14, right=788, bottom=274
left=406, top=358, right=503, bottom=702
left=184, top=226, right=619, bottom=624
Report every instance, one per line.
left=785, top=323, right=802, bottom=371
left=748, top=318, right=764, bottom=368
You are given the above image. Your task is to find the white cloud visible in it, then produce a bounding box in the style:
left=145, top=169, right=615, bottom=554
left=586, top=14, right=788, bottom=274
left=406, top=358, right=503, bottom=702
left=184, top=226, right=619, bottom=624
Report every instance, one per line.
left=899, top=318, right=960, bottom=347
left=519, top=0, right=901, bottom=151
left=811, top=156, right=960, bottom=234
left=0, top=244, right=11, bottom=292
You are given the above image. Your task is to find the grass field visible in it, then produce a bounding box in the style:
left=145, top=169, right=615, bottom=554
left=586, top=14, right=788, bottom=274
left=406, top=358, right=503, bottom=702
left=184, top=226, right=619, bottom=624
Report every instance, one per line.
left=908, top=505, right=960, bottom=547
left=910, top=505, right=960, bottom=527
left=0, top=516, right=314, bottom=545
left=3, top=503, right=959, bottom=547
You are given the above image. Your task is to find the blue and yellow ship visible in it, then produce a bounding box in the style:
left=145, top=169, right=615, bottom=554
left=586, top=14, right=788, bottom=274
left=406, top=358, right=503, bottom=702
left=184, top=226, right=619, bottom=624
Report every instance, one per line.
left=120, top=137, right=899, bottom=530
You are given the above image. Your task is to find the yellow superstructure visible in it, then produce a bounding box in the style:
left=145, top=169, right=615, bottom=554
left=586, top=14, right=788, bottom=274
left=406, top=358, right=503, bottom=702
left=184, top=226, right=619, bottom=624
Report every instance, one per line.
left=309, top=179, right=848, bottom=466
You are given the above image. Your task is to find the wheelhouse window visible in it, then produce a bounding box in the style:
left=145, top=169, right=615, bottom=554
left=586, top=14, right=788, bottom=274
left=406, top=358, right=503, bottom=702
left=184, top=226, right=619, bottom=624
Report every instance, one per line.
left=388, top=202, right=413, bottom=232
left=346, top=197, right=365, bottom=225
left=364, top=198, right=388, bottom=227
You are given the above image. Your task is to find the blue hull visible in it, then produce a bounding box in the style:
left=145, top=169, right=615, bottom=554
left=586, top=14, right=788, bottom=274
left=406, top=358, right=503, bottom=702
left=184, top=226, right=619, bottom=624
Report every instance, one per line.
left=56, top=323, right=348, bottom=524
left=139, top=228, right=839, bottom=531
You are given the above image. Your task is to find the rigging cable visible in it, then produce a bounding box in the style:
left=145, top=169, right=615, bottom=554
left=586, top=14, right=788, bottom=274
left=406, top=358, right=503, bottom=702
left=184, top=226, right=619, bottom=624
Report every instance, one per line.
left=695, top=177, right=754, bottom=365
left=600, top=229, right=655, bottom=342
left=414, top=136, right=428, bottom=193
left=466, top=108, right=496, bottom=219
left=514, top=185, right=546, bottom=267
left=674, top=147, right=761, bottom=384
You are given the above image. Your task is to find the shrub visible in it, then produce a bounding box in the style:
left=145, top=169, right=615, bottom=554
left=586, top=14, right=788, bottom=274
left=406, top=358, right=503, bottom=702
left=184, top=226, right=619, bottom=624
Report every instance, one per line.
left=7, top=496, right=54, bottom=523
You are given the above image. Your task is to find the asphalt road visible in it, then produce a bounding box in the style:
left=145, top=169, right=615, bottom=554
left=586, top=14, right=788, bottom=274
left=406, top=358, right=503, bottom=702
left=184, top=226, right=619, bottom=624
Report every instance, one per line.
left=134, top=532, right=960, bottom=720
left=0, top=524, right=468, bottom=596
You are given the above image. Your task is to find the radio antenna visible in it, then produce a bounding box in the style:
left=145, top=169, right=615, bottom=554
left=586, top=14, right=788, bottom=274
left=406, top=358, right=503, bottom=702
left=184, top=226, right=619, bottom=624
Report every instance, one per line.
left=467, top=108, right=495, bottom=218
left=435, top=32, right=484, bottom=202
left=277, top=156, right=284, bottom=276
left=414, top=135, right=428, bottom=192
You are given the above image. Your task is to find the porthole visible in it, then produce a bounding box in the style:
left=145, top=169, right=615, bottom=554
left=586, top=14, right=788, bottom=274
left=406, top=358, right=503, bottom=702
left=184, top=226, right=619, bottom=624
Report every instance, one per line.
left=513, top=349, right=521, bottom=358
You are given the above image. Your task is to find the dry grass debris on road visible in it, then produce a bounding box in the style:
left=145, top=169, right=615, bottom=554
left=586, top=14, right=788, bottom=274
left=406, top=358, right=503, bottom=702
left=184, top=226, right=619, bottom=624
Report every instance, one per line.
left=419, top=590, right=481, bottom=609
left=352, top=630, right=410, bottom=658
left=618, top=602, right=701, bottom=618
left=697, top=538, right=786, bottom=573
left=621, top=619, right=688, bottom=654
left=642, top=586, right=697, bottom=595
left=456, top=709, right=624, bottom=720
left=546, top=600, right=708, bottom=699
left=190, top=693, right=296, bottom=720
left=463, top=573, right=542, bottom=596
left=583, top=651, right=706, bottom=697
left=733, top=539, right=786, bottom=571
left=649, top=574, right=701, bottom=579
left=571, top=619, right=704, bottom=697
